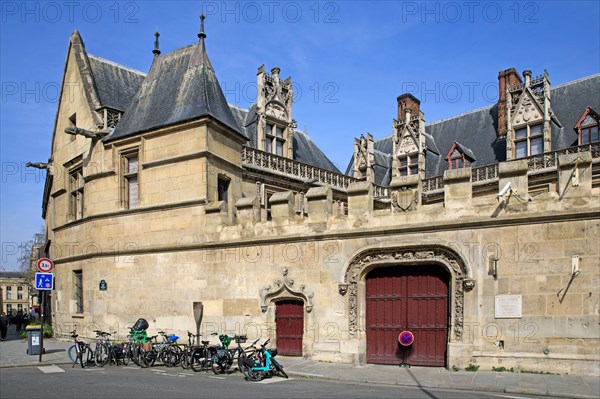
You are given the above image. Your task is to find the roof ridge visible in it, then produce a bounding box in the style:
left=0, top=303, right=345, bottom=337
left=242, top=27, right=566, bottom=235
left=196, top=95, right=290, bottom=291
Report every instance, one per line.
left=87, top=54, right=146, bottom=76
left=551, top=73, right=600, bottom=90
left=426, top=104, right=494, bottom=127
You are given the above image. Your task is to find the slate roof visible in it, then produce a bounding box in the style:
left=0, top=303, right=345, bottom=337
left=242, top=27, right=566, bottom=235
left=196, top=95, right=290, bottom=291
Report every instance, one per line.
left=361, top=73, right=600, bottom=184
left=87, top=55, right=145, bottom=112
left=106, top=38, right=243, bottom=141
left=0, top=271, right=27, bottom=279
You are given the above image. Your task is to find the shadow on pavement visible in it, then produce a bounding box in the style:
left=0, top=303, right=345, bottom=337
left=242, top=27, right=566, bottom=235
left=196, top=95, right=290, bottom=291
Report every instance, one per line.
left=406, top=367, right=440, bottom=399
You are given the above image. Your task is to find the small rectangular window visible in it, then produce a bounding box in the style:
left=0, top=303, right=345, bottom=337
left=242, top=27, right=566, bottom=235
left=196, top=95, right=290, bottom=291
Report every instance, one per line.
left=275, top=127, right=284, bottom=138
left=275, top=140, right=283, bottom=156
left=122, top=152, right=139, bottom=209
left=74, top=270, right=83, bottom=314
left=5, top=286, right=11, bottom=300
left=6, top=304, right=12, bottom=315
left=217, top=177, right=230, bottom=204
left=69, top=166, right=84, bottom=220
left=266, top=124, right=273, bottom=136
left=265, top=137, right=273, bottom=153
left=17, top=286, right=23, bottom=300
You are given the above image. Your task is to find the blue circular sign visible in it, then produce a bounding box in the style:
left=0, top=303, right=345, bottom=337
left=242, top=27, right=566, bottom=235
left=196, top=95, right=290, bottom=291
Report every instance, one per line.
left=399, top=331, right=414, bottom=346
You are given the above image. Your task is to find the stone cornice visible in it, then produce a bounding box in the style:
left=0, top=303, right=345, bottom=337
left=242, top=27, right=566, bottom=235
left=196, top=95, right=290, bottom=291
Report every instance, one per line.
left=52, top=208, right=600, bottom=264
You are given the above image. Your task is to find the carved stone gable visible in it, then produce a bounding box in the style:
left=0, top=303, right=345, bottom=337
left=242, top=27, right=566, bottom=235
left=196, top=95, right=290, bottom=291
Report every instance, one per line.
left=512, top=90, right=544, bottom=127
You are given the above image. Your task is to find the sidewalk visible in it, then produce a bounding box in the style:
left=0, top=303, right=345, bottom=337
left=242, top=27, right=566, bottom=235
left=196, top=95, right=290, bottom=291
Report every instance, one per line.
left=1, top=324, right=598, bottom=399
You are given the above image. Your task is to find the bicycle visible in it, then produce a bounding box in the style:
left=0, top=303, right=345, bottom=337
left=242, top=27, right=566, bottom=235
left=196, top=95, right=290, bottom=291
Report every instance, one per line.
left=180, top=331, right=201, bottom=370
left=209, top=332, right=234, bottom=374
left=229, top=335, right=259, bottom=371
left=67, top=329, right=94, bottom=368
left=189, top=338, right=213, bottom=372
left=141, top=331, right=180, bottom=367
left=239, top=339, right=288, bottom=381
left=93, top=330, right=117, bottom=367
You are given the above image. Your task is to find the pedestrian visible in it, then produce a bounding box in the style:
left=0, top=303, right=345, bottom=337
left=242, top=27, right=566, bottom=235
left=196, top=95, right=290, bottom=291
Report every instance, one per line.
left=15, top=311, right=22, bottom=332
left=0, top=312, right=9, bottom=341
left=22, top=313, right=29, bottom=328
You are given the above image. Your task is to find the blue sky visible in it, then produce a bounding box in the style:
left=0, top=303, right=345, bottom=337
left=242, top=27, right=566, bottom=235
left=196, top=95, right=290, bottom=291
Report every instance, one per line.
left=1, top=1, right=599, bottom=271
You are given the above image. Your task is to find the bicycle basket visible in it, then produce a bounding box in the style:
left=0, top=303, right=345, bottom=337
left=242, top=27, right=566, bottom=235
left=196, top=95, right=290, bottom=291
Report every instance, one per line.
left=130, top=330, right=147, bottom=343
left=132, top=318, right=149, bottom=331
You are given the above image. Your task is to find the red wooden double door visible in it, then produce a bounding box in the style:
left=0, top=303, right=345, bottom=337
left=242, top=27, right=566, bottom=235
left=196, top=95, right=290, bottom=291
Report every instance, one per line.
left=275, top=300, right=303, bottom=356
left=366, top=265, right=449, bottom=366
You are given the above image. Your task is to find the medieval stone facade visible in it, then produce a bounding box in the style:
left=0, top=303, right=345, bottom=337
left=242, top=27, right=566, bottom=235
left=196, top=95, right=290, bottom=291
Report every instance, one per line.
left=36, top=21, right=599, bottom=376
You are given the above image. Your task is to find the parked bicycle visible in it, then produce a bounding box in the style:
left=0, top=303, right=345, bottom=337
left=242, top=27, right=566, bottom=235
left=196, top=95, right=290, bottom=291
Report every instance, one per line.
left=141, top=331, right=180, bottom=367
left=180, top=331, right=201, bottom=370
left=239, top=339, right=288, bottom=381
left=67, top=329, right=94, bottom=368
left=189, top=338, right=213, bottom=372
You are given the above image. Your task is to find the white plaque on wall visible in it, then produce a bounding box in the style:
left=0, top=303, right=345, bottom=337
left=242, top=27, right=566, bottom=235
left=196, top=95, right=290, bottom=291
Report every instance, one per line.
left=495, top=295, right=522, bottom=318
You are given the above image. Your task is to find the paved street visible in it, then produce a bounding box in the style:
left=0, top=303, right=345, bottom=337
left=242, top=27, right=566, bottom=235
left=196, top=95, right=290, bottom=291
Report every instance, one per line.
left=0, top=326, right=598, bottom=399
left=1, top=364, right=552, bottom=399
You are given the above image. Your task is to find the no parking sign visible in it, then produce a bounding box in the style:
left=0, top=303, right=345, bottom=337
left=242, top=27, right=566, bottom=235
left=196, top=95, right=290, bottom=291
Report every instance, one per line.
left=398, top=331, right=414, bottom=346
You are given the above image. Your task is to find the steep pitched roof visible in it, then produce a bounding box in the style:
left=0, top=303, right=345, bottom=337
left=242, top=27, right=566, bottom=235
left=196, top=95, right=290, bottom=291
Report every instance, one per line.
left=363, top=73, right=600, bottom=183
left=87, top=55, right=145, bottom=112
left=106, top=37, right=243, bottom=141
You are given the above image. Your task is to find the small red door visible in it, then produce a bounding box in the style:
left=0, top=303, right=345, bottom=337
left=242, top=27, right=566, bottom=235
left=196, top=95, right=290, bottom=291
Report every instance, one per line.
left=275, top=300, right=303, bottom=356
left=366, top=265, right=448, bottom=366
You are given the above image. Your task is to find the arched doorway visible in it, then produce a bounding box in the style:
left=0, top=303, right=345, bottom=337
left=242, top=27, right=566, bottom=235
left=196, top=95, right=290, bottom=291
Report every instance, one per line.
left=365, top=265, right=449, bottom=366
left=275, top=300, right=304, bottom=356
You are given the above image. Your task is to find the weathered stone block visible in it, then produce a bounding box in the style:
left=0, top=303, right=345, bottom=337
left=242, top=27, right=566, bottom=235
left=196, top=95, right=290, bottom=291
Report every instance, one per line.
left=306, top=186, right=332, bottom=224
left=443, top=168, right=472, bottom=210
left=347, top=181, right=373, bottom=218
left=557, top=151, right=592, bottom=201
left=269, top=191, right=295, bottom=224
left=235, top=196, right=260, bottom=225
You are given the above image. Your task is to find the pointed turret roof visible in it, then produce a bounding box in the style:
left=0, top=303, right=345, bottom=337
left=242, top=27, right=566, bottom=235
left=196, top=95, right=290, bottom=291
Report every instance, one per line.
left=106, top=15, right=243, bottom=141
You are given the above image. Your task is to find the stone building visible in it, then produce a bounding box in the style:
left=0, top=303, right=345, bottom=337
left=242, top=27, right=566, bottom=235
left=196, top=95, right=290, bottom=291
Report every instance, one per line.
left=0, top=272, right=31, bottom=317
left=36, top=18, right=599, bottom=375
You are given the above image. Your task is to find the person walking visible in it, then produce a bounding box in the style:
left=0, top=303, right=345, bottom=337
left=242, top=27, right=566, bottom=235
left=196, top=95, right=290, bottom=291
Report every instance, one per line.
left=0, top=312, right=9, bottom=341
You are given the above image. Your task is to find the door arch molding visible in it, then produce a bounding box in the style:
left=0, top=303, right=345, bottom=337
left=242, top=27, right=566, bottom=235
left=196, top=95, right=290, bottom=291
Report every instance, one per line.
left=339, top=244, right=474, bottom=341
left=259, top=268, right=314, bottom=313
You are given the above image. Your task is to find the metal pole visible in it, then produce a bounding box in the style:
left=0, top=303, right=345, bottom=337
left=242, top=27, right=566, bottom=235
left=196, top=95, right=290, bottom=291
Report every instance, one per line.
left=38, top=291, right=44, bottom=363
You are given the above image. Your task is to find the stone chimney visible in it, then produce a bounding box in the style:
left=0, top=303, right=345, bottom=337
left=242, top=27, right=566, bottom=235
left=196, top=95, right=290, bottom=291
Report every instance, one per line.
left=497, top=68, right=522, bottom=137
left=397, top=94, right=420, bottom=123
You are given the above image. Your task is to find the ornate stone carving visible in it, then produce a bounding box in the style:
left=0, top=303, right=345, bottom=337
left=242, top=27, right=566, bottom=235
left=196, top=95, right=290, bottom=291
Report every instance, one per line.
left=463, top=278, right=476, bottom=292
left=259, top=268, right=314, bottom=313
left=341, top=246, right=469, bottom=339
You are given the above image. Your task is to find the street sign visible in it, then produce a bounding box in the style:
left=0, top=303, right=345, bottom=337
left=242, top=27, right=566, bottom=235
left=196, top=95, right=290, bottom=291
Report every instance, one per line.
left=35, top=273, right=54, bottom=291
left=36, top=258, right=54, bottom=273
left=398, top=331, right=414, bottom=346
left=99, top=280, right=107, bottom=291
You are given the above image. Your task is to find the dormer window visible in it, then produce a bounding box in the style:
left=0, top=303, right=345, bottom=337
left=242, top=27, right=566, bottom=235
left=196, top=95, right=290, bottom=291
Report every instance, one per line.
left=574, top=107, right=600, bottom=145
left=514, top=123, right=543, bottom=158
left=445, top=142, right=475, bottom=169
left=265, top=123, right=285, bottom=156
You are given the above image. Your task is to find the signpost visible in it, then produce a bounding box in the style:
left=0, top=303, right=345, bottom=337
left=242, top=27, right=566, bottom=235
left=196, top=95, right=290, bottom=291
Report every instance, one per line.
left=193, top=302, right=204, bottom=346
left=35, top=258, right=54, bottom=363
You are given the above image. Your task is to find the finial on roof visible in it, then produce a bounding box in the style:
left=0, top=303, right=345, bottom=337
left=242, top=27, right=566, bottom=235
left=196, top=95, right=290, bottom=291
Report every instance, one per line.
left=153, top=31, right=161, bottom=56
left=198, top=12, right=206, bottom=40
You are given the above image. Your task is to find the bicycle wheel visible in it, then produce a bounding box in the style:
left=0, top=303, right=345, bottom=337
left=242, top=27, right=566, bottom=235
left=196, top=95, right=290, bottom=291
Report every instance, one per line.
left=67, top=344, right=77, bottom=364
left=164, top=347, right=179, bottom=367
left=211, top=349, right=226, bottom=374
left=239, top=361, right=264, bottom=382
left=121, top=344, right=130, bottom=366
left=133, top=345, right=148, bottom=368
left=189, top=348, right=206, bottom=372
left=95, top=344, right=110, bottom=367
left=271, top=358, right=288, bottom=378
left=142, top=349, right=156, bottom=367
left=180, top=351, right=190, bottom=370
